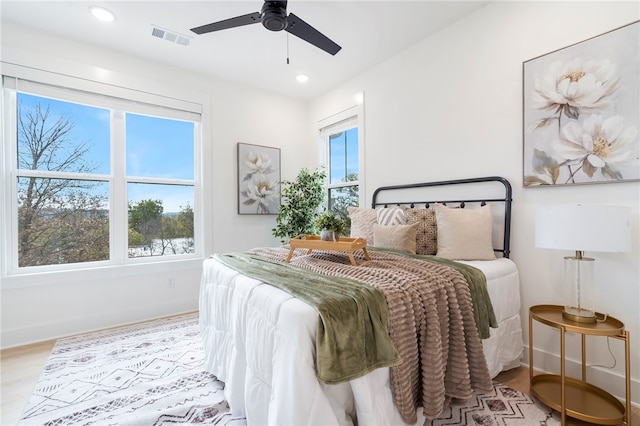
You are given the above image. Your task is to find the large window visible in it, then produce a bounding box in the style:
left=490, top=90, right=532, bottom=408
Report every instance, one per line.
left=3, top=76, right=201, bottom=272
left=319, top=103, right=363, bottom=223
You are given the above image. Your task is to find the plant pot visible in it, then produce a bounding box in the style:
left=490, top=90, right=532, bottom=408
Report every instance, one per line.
left=320, top=229, right=339, bottom=242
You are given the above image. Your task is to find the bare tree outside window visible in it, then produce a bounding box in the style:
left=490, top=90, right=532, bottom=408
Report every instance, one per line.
left=17, top=101, right=109, bottom=267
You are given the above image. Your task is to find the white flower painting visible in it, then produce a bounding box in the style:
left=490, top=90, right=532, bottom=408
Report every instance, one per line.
left=238, top=143, right=281, bottom=214
left=523, top=21, right=639, bottom=186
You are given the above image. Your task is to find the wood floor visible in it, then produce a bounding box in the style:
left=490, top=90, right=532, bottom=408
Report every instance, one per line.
left=495, top=366, right=639, bottom=426
left=1, top=340, right=55, bottom=425
left=2, top=338, right=638, bottom=425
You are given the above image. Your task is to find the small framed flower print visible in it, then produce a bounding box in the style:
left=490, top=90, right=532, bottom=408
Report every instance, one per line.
left=523, top=20, right=639, bottom=187
left=237, top=143, right=281, bottom=214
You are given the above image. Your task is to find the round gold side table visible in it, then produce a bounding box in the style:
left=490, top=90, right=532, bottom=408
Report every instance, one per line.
left=529, top=304, right=631, bottom=425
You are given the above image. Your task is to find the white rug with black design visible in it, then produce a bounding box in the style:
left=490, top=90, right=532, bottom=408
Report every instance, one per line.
left=19, top=312, right=559, bottom=426
left=424, top=383, right=558, bottom=426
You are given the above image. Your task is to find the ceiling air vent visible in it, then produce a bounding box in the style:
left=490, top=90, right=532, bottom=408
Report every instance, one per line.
left=151, top=25, right=191, bottom=47
left=176, top=36, right=190, bottom=46
left=151, top=27, right=165, bottom=39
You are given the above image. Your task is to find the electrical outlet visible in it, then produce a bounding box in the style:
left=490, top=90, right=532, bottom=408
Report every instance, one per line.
left=168, top=277, right=175, bottom=288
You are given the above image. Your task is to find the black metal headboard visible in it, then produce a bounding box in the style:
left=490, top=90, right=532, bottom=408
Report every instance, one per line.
left=371, top=176, right=513, bottom=258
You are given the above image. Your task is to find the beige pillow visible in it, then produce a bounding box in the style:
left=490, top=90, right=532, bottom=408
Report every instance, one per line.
left=434, top=204, right=496, bottom=260
left=373, top=223, right=419, bottom=254
left=403, top=208, right=437, bottom=255
left=348, top=207, right=376, bottom=244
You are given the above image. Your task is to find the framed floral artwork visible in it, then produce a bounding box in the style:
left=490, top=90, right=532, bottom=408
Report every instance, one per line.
left=237, top=143, right=281, bottom=214
left=523, top=20, right=639, bottom=187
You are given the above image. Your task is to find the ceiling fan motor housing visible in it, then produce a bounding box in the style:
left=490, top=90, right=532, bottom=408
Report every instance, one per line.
left=261, top=1, right=288, bottom=31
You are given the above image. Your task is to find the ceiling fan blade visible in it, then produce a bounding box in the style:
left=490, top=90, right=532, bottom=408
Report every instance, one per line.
left=285, top=12, right=341, bottom=55
left=190, top=12, right=261, bottom=35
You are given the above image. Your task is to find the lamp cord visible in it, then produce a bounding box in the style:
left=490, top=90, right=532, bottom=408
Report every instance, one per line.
left=588, top=334, right=617, bottom=370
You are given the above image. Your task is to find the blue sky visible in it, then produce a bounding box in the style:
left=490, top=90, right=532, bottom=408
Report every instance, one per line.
left=329, top=127, right=358, bottom=184
left=18, top=93, right=195, bottom=212
left=126, top=113, right=194, bottom=180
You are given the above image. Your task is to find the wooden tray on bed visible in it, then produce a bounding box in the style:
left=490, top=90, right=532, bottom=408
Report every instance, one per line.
left=286, top=235, right=370, bottom=266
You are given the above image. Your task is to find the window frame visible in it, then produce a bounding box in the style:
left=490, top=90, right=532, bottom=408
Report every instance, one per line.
left=1, top=66, right=203, bottom=277
left=318, top=102, right=365, bottom=211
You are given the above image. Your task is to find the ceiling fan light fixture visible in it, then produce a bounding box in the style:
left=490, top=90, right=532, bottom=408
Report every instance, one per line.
left=296, top=74, right=309, bottom=83
left=90, top=6, right=115, bottom=22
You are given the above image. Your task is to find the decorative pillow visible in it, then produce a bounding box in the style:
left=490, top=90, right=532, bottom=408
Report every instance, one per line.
left=348, top=206, right=376, bottom=244
left=376, top=207, right=407, bottom=226
left=373, top=223, right=419, bottom=254
left=434, top=204, right=496, bottom=260
left=403, top=208, right=437, bottom=255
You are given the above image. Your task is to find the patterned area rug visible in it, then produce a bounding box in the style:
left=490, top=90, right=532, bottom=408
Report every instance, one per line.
left=18, top=313, right=243, bottom=425
left=19, top=312, right=559, bottom=426
left=424, top=383, right=559, bottom=426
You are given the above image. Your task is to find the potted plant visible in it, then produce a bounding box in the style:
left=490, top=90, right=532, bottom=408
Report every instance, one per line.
left=315, top=211, right=346, bottom=242
left=272, top=167, right=326, bottom=244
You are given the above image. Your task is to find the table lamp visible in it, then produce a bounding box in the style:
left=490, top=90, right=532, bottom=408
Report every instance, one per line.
left=535, top=204, right=631, bottom=323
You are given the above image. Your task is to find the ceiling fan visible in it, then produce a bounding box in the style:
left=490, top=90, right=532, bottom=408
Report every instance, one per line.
left=190, top=0, right=342, bottom=56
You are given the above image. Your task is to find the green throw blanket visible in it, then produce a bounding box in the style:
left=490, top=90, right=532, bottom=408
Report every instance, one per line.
left=213, top=252, right=402, bottom=384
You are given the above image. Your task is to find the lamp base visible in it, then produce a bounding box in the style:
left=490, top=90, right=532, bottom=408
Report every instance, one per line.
left=562, top=306, right=596, bottom=323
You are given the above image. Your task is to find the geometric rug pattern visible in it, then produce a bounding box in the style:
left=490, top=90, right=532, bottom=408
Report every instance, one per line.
left=19, top=312, right=558, bottom=426
left=18, top=312, right=244, bottom=426
left=424, top=382, right=559, bottom=426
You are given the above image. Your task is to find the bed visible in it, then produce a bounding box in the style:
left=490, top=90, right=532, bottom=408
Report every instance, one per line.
left=200, top=176, right=523, bottom=425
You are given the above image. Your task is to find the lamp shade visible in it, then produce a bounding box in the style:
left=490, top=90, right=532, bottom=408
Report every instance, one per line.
left=535, top=205, right=631, bottom=253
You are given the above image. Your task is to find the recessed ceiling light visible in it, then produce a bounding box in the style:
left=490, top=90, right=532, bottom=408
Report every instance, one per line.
left=296, top=74, right=309, bottom=83
left=90, top=6, right=116, bottom=22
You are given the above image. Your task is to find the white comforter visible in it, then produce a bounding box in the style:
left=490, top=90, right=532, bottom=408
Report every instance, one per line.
left=199, top=257, right=522, bottom=425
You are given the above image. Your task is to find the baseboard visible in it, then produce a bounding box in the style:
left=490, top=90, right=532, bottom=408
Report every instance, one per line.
left=1, top=307, right=198, bottom=350
left=522, top=344, right=639, bottom=407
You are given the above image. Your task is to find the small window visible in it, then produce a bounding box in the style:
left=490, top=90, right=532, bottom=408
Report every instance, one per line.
left=328, top=127, right=359, bottom=216
left=319, top=103, right=363, bottom=229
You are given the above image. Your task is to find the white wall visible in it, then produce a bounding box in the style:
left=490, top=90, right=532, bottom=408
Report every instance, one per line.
left=0, top=22, right=312, bottom=348
left=2, top=1, right=639, bottom=408
left=310, top=1, right=640, bottom=405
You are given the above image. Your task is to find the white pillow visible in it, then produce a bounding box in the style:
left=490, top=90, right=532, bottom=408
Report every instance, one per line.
left=434, top=204, right=496, bottom=260
left=373, top=223, right=418, bottom=254
left=376, top=207, right=407, bottom=226
left=348, top=207, right=376, bottom=244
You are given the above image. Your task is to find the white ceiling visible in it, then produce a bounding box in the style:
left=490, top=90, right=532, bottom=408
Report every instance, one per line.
left=0, top=1, right=489, bottom=100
